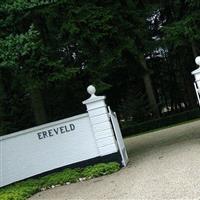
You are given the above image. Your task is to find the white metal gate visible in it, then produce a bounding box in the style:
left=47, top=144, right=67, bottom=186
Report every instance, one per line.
left=193, top=82, right=200, bottom=106
left=108, top=106, right=129, bottom=167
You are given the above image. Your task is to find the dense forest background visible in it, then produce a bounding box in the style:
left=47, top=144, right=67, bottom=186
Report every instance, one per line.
left=0, top=0, right=200, bottom=136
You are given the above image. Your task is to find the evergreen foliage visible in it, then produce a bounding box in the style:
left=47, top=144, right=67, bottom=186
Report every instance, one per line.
left=0, top=0, right=199, bottom=135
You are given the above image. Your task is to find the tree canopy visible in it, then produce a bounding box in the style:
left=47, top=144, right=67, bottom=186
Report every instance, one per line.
left=0, top=0, right=199, bottom=135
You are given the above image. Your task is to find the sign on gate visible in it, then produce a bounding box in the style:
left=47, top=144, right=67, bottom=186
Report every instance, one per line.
left=0, top=85, right=128, bottom=187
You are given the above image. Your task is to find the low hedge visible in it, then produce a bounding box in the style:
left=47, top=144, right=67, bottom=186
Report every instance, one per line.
left=121, top=108, right=200, bottom=137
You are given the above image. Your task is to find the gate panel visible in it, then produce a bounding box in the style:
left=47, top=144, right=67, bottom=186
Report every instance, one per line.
left=108, top=107, right=128, bottom=166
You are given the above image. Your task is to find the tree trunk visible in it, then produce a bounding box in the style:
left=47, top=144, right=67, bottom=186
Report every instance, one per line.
left=191, top=40, right=198, bottom=59
left=143, top=74, right=160, bottom=117
left=184, top=72, right=198, bottom=108
left=30, top=88, right=47, bottom=125
left=140, top=54, right=160, bottom=117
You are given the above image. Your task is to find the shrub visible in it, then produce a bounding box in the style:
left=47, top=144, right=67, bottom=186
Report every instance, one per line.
left=82, top=162, right=120, bottom=178
left=39, top=168, right=81, bottom=187
left=121, top=108, right=200, bottom=137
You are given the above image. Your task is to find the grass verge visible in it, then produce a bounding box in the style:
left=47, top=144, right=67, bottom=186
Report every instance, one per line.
left=0, top=162, right=120, bottom=200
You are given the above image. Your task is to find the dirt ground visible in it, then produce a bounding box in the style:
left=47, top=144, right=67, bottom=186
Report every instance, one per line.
left=29, top=119, right=200, bottom=200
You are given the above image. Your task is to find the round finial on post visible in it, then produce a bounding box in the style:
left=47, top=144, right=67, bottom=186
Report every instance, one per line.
left=195, top=56, right=200, bottom=67
left=87, top=85, right=96, bottom=96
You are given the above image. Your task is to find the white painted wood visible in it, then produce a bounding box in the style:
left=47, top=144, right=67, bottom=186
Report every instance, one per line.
left=195, top=74, right=200, bottom=80
left=0, top=115, right=99, bottom=187
left=93, top=121, right=112, bottom=132
left=108, top=107, right=129, bottom=167
left=95, top=129, right=114, bottom=139
left=192, top=63, right=200, bottom=106
left=82, top=85, right=118, bottom=157
left=0, top=85, right=126, bottom=187
left=89, top=114, right=110, bottom=124
left=98, top=143, right=118, bottom=156
left=82, top=96, right=105, bottom=104
left=85, top=101, right=106, bottom=111
left=194, top=82, right=200, bottom=105
left=192, top=67, right=200, bottom=75
left=87, top=107, right=108, bottom=117
left=96, top=136, right=117, bottom=147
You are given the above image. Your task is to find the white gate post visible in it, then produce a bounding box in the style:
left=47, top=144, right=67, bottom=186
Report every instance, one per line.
left=82, top=85, right=118, bottom=156
left=192, top=56, right=200, bottom=105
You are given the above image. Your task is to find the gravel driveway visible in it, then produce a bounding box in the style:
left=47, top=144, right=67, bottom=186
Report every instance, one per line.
left=30, top=120, right=200, bottom=200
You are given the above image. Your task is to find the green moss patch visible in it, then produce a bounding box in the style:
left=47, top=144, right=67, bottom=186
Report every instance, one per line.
left=0, top=162, right=120, bottom=200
